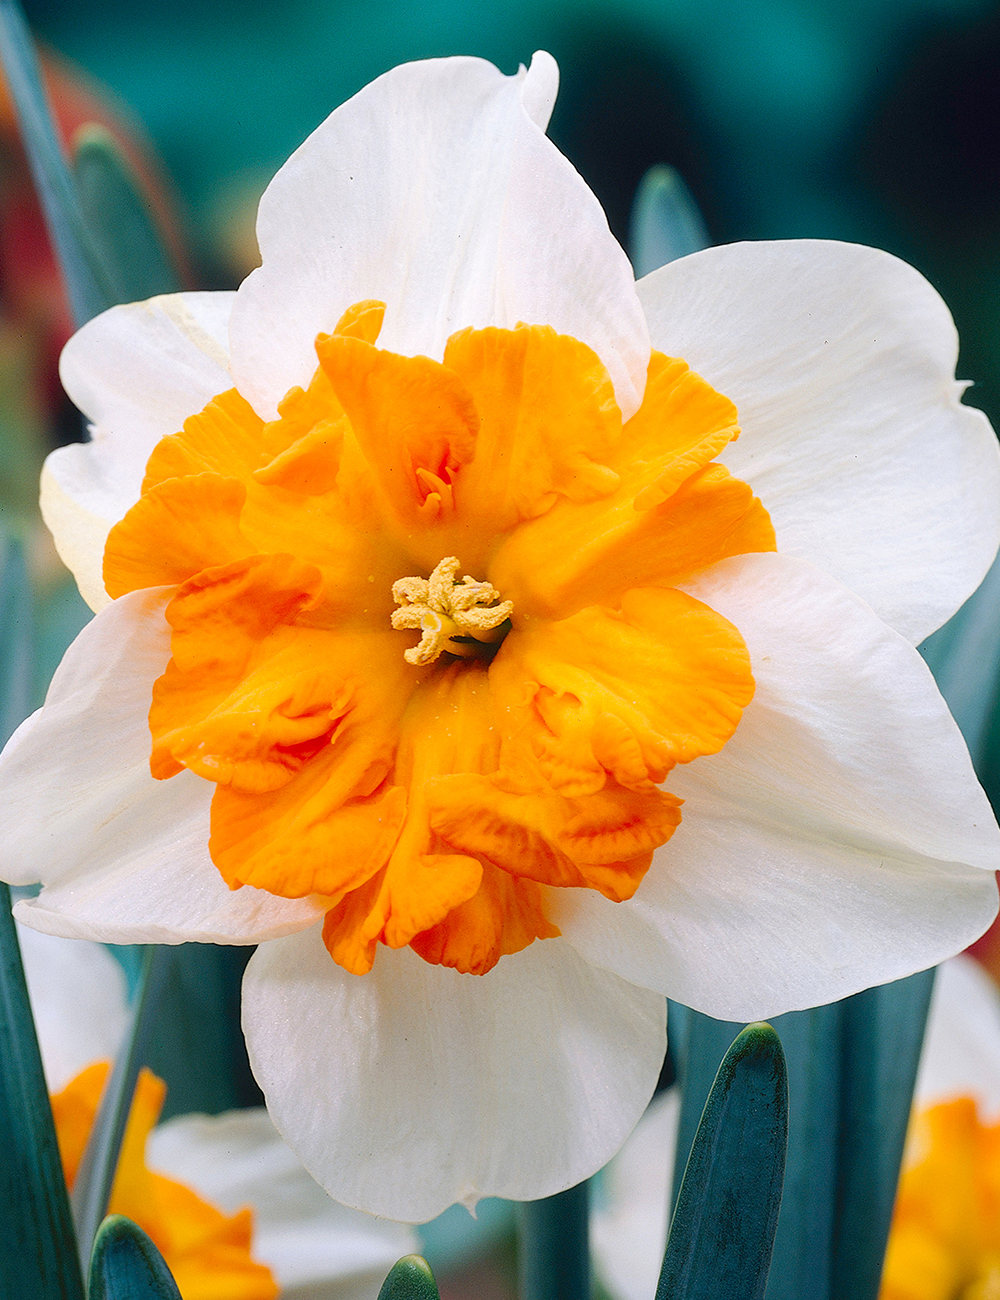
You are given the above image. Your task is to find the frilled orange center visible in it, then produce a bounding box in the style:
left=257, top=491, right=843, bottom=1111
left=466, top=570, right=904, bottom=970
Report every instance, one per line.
left=103, top=300, right=774, bottom=976
left=881, top=1098, right=1000, bottom=1300
left=52, top=1063, right=277, bottom=1300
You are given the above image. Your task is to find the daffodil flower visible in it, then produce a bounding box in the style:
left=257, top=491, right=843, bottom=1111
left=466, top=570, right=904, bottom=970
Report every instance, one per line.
left=1, top=52, right=999, bottom=1221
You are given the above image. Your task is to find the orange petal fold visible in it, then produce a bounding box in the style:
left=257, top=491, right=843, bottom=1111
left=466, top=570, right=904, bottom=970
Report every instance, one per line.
left=104, top=473, right=253, bottom=599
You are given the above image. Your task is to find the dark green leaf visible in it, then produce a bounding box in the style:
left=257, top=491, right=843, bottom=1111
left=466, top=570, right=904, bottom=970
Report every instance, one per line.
left=377, top=1255, right=440, bottom=1300
left=659, top=1022, right=787, bottom=1300
left=0, top=533, right=33, bottom=746
left=517, top=1181, right=589, bottom=1300
left=142, top=943, right=262, bottom=1120
left=0, top=0, right=115, bottom=324
left=628, top=164, right=710, bottom=278
left=0, top=883, right=85, bottom=1300
left=87, top=1216, right=180, bottom=1300
left=0, top=0, right=181, bottom=328
left=830, top=969, right=935, bottom=1300
left=71, top=946, right=172, bottom=1270
left=670, top=970, right=934, bottom=1300
left=72, top=126, right=182, bottom=303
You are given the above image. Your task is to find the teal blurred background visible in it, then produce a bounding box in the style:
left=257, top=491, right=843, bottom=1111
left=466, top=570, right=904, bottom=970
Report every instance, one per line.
left=16, top=0, right=1000, bottom=434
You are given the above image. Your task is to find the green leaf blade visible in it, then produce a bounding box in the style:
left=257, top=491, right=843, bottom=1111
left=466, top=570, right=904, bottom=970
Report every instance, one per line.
left=72, top=126, right=182, bottom=304
left=517, top=1181, right=590, bottom=1300
left=0, top=533, right=33, bottom=746
left=71, top=945, right=172, bottom=1270
left=659, top=1022, right=788, bottom=1300
left=628, top=164, right=710, bottom=278
left=377, top=1255, right=440, bottom=1300
left=0, top=883, right=85, bottom=1300
left=87, top=1216, right=181, bottom=1300
left=0, top=0, right=115, bottom=324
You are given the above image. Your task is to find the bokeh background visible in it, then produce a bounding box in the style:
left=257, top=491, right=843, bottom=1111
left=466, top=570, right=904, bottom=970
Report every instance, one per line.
left=3, top=1, right=1000, bottom=1295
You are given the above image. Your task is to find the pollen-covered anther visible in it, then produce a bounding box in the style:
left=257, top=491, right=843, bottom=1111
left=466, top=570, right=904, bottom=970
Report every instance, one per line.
left=391, top=556, right=513, bottom=666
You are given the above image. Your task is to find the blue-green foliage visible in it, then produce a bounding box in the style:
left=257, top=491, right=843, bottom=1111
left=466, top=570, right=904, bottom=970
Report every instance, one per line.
left=518, top=1181, right=590, bottom=1300
left=0, top=884, right=85, bottom=1300
left=377, top=1256, right=441, bottom=1300
left=629, top=165, right=710, bottom=278
left=88, top=1217, right=181, bottom=1300
left=669, top=971, right=934, bottom=1300
left=659, top=1022, right=787, bottom=1300
left=0, top=533, right=33, bottom=746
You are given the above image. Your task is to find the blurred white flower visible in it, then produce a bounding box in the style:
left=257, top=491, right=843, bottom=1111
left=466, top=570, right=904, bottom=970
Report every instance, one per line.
left=17, top=923, right=417, bottom=1298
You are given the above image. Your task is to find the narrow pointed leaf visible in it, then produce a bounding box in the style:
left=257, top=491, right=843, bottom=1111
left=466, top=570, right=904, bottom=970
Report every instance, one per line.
left=0, top=534, right=33, bottom=746
left=830, top=969, right=935, bottom=1300
left=377, top=1255, right=440, bottom=1300
left=87, top=1216, right=180, bottom=1300
left=517, top=1181, right=589, bottom=1300
left=72, top=126, right=181, bottom=303
left=629, top=164, right=710, bottom=278
left=71, top=945, right=171, bottom=1270
left=0, top=0, right=114, bottom=324
left=670, top=971, right=934, bottom=1300
left=659, top=1022, right=787, bottom=1300
left=0, top=883, right=85, bottom=1300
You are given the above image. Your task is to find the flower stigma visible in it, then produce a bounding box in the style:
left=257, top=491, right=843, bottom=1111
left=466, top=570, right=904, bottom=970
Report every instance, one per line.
left=391, top=557, right=513, bottom=665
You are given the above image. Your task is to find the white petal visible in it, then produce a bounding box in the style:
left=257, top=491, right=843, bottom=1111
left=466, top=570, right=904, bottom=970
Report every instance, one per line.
left=243, top=928, right=665, bottom=1222
left=229, top=53, right=648, bottom=423
left=0, top=588, right=322, bottom=943
left=17, top=924, right=129, bottom=1091
left=552, top=553, right=1000, bottom=1021
left=591, top=1090, right=679, bottom=1300
left=51, top=291, right=235, bottom=611
left=148, top=1108, right=417, bottom=1298
left=915, top=954, right=1000, bottom=1121
left=637, top=240, right=1000, bottom=644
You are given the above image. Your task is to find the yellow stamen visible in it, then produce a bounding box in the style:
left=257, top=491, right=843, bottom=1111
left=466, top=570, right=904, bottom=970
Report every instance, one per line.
left=391, top=556, right=513, bottom=665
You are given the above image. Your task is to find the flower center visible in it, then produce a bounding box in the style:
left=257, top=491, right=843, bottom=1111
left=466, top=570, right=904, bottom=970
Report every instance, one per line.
left=391, top=556, right=513, bottom=665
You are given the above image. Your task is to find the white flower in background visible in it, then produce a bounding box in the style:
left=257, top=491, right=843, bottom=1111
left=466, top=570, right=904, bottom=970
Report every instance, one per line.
left=17, top=925, right=417, bottom=1298
left=1, top=51, right=999, bottom=1222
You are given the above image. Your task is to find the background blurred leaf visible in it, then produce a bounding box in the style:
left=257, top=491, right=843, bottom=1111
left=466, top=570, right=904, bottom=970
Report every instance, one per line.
left=517, top=1182, right=590, bottom=1300
left=628, top=164, right=710, bottom=277
left=659, top=1022, right=787, bottom=1300
left=0, top=883, right=84, bottom=1300
left=87, top=1216, right=180, bottom=1300
left=72, top=125, right=181, bottom=303
left=0, top=0, right=115, bottom=324
left=0, top=532, right=33, bottom=745
left=670, top=971, right=934, bottom=1300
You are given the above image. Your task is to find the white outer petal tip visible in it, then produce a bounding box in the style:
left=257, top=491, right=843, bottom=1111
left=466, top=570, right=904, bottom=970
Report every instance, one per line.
left=638, top=239, right=1000, bottom=644
left=230, top=53, right=647, bottom=424
left=243, top=930, right=665, bottom=1223
left=51, top=291, right=235, bottom=606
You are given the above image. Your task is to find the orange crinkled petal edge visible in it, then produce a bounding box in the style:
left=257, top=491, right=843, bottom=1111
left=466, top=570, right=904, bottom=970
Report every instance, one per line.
left=104, top=303, right=771, bottom=976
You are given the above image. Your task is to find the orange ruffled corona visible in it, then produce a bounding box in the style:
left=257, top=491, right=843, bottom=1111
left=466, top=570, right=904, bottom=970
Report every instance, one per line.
left=103, top=301, right=775, bottom=976
left=51, top=1063, right=277, bottom=1300
left=881, top=1098, right=1000, bottom=1300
